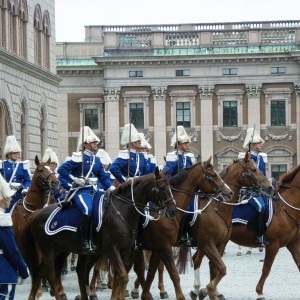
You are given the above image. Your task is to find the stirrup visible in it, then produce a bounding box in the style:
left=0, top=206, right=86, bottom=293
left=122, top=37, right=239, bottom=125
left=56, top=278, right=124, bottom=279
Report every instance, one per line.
left=82, top=240, right=90, bottom=254
left=255, top=236, right=268, bottom=247
left=90, top=241, right=97, bottom=253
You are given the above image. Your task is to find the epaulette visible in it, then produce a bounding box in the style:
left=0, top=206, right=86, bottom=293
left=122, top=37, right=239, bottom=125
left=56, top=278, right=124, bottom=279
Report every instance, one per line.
left=150, top=156, right=157, bottom=164
left=23, top=160, right=30, bottom=170
left=238, top=152, right=245, bottom=159
left=0, top=160, right=2, bottom=169
left=71, top=152, right=82, bottom=163
left=166, top=152, right=178, bottom=162
left=185, top=152, right=196, bottom=164
left=259, top=152, right=268, bottom=163
left=117, top=150, right=129, bottom=159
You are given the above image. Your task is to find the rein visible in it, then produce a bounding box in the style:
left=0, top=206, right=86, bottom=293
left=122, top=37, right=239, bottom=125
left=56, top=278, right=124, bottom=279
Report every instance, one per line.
left=277, top=192, right=300, bottom=211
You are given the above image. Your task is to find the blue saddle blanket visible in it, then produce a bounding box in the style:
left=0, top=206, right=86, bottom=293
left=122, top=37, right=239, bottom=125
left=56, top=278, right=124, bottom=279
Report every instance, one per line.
left=232, top=198, right=273, bottom=227
left=45, top=194, right=105, bottom=235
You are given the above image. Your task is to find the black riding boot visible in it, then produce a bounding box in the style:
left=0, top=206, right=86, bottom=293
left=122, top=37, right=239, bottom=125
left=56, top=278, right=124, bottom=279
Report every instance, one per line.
left=255, top=212, right=268, bottom=247
left=81, top=215, right=91, bottom=254
left=89, top=218, right=97, bottom=253
left=177, top=214, right=191, bottom=246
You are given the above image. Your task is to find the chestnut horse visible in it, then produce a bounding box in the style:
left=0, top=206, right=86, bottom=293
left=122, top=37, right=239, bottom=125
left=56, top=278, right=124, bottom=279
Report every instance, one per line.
left=21, top=167, right=177, bottom=300
left=192, top=163, right=300, bottom=300
left=12, top=155, right=59, bottom=248
left=123, top=157, right=234, bottom=300
left=151, top=153, right=273, bottom=300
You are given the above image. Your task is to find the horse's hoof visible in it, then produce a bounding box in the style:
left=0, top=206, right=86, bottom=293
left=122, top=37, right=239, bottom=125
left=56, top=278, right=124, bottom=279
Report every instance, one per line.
left=131, top=290, right=139, bottom=298
left=246, top=250, right=252, bottom=255
left=217, top=294, right=225, bottom=300
left=259, top=247, right=263, bottom=252
left=101, top=283, right=108, bottom=289
left=60, top=293, right=68, bottom=300
left=199, top=288, right=208, bottom=300
left=236, top=251, right=242, bottom=256
left=74, top=296, right=80, bottom=300
left=42, top=286, right=49, bottom=292
left=50, top=288, right=54, bottom=296
left=160, top=291, right=169, bottom=299
left=70, top=265, right=76, bottom=271
left=189, top=290, right=198, bottom=300
left=125, top=290, right=130, bottom=297
left=257, top=295, right=266, bottom=300
left=89, top=295, right=98, bottom=300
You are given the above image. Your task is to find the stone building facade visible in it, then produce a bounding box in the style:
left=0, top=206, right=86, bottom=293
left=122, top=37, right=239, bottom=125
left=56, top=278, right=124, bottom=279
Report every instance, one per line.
left=0, top=0, right=60, bottom=165
left=56, top=20, right=300, bottom=178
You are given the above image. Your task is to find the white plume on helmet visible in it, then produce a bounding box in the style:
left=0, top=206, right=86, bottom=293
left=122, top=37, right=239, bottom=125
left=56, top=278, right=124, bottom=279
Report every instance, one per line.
left=170, top=126, right=191, bottom=148
left=120, top=123, right=141, bottom=146
left=243, top=128, right=264, bottom=150
left=139, top=133, right=152, bottom=150
left=96, top=149, right=112, bottom=165
left=0, top=173, right=15, bottom=201
left=77, top=126, right=100, bottom=151
left=42, top=148, right=59, bottom=164
left=3, top=135, right=21, bottom=157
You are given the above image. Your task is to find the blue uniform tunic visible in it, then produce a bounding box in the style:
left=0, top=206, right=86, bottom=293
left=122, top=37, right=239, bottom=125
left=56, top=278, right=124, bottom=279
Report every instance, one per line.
left=163, top=151, right=194, bottom=179
left=0, top=211, right=29, bottom=300
left=0, top=160, right=31, bottom=212
left=57, top=151, right=112, bottom=216
left=109, top=149, right=148, bottom=183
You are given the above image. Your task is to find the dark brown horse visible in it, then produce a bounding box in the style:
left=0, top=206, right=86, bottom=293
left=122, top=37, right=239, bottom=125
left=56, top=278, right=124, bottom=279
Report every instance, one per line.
left=192, top=163, right=300, bottom=300
left=126, top=157, right=234, bottom=300
left=22, top=167, right=177, bottom=300
left=12, top=155, right=59, bottom=248
left=152, top=153, right=273, bottom=300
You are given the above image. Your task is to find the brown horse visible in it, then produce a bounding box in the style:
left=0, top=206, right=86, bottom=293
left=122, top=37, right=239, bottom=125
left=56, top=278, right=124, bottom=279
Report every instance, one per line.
left=12, top=155, right=59, bottom=248
left=21, top=167, right=177, bottom=300
left=124, top=157, right=234, bottom=300
left=192, top=163, right=300, bottom=300
left=151, top=153, right=273, bottom=300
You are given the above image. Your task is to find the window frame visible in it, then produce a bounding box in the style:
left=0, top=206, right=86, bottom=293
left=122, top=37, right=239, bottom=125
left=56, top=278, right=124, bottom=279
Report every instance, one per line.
left=176, top=69, right=190, bottom=77
left=129, top=102, right=145, bottom=129
left=129, top=70, right=144, bottom=78
left=222, top=68, right=237, bottom=76
left=223, top=100, right=238, bottom=127
left=270, top=67, right=286, bottom=74
left=176, top=101, right=191, bottom=128
left=270, top=100, right=286, bottom=126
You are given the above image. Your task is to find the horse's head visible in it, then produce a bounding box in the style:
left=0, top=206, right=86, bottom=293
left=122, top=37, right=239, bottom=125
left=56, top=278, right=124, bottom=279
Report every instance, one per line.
left=32, top=155, right=59, bottom=195
left=221, top=152, right=273, bottom=199
left=198, top=156, right=233, bottom=202
left=151, top=167, right=177, bottom=219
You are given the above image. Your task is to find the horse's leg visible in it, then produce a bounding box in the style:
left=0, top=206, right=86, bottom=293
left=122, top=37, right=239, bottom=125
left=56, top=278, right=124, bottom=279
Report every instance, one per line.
left=190, top=249, right=205, bottom=300
left=131, top=250, right=146, bottom=298
left=157, top=261, right=168, bottom=299
left=28, top=264, right=44, bottom=300
left=70, top=253, right=77, bottom=271
left=254, top=243, right=280, bottom=300
left=90, top=259, right=101, bottom=297
left=199, top=242, right=227, bottom=300
left=56, top=253, right=69, bottom=300
left=76, top=255, right=91, bottom=300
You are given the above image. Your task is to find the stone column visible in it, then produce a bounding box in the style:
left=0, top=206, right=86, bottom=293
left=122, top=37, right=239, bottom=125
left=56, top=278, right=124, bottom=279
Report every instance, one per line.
left=295, top=84, right=300, bottom=165
left=246, top=85, right=261, bottom=132
left=199, top=86, right=214, bottom=163
left=104, top=88, right=120, bottom=159
left=152, top=87, right=167, bottom=167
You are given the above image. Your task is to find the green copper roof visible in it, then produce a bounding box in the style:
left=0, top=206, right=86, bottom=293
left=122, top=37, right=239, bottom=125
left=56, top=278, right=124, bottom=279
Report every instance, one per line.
left=56, top=59, right=97, bottom=66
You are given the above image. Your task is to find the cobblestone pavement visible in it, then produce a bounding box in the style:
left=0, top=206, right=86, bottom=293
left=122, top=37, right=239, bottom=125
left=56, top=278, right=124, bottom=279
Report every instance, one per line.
left=14, top=241, right=299, bottom=300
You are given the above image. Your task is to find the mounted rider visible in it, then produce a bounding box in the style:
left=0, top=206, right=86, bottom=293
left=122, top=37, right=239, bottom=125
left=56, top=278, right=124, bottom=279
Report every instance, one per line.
left=0, top=135, right=31, bottom=212
left=163, top=125, right=195, bottom=245
left=57, top=126, right=114, bottom=254
left=239, top=127, right=269, bottom=246
left=109, top=123, right=148, bottom=184
left=139, top=133, right=157, bottom=174
left=96, top=149, right=115, bottom=185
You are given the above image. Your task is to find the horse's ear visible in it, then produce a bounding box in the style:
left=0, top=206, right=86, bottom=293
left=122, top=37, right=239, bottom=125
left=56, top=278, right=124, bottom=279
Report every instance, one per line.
left=206, top=156, right=212, bottom=165
left=244, top=151, right=250, bottom=162
left=154, top=166, right=160, bottom=178
left=163, top=156, right=166, bottom=163
left=46, top=157, right=51, bottom=165
left=35, top=155, right=40, bottom=166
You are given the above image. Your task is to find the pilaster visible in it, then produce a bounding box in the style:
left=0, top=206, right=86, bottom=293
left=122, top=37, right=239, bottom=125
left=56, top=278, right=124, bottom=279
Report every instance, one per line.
left=246, top=84, right=261, bottom=131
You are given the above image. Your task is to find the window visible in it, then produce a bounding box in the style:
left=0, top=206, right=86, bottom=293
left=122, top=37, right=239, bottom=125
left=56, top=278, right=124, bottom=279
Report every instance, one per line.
left=129, top=103, right=144, bottom=129
left=84, top=109, right=99, bottom=129
left=176, top=102, right=190, bottom=127
left=271, top=67, right=286, bottom=74
left=271, top=164, right=287, bottom=181
left=271, top=100, right=286, bottom=126
left=176, top=70, right=190, bottom=76
left=129, top=71, right=143, bottom=78
left=223, top=68, right=237, bottom=75
left=223, top=101, right=237, bottom=127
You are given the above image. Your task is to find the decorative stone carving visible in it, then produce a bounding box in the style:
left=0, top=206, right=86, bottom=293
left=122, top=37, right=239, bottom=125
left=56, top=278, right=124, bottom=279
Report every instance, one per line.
left=216, top=130, right=245, bottom=142
left=264, top=130, right=293, bottom=141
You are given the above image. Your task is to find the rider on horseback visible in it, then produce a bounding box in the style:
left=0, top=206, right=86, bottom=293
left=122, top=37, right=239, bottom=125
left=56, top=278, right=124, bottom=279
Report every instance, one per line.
left=0, top=135, right=31, bottom=212
left=239, top=127, right=269, bottom=247
left=163, top=125, right=195, bottom=246
left=57, top=126, right=115, bottom=254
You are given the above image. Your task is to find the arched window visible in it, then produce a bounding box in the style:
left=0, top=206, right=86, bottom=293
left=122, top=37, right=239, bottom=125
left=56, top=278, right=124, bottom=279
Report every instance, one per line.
left=33, top=4, right=42, bottom=65
left=18, top=0, right=28, bottom=58
left=9, top=0, right=18, bottom=54
left=42, top=10, right=50, bottom=69
left=1, top=0, right=9, bottom=49
left=0, top=99, right=12, bottom=159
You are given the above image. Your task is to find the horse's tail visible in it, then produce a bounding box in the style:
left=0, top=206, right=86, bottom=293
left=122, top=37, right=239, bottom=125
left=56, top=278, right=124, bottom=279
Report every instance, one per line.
left=175, top=246, right=190, bottom=274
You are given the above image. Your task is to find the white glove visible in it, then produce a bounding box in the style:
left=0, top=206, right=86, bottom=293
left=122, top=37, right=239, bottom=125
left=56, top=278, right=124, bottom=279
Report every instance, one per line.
left=73, top=177, right=86, bottom=187
left=21, top=188, right=28, bottom=195
left=109, top=186, right=116, bottom=191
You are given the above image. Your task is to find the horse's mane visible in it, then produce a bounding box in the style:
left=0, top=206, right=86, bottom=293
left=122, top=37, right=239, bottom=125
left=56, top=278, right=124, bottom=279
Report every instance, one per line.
left=170, top=169, right=189, bottom=187
left=279, top=164, right=300, bottom=184
left=114, top=174, right=152, bottom=193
